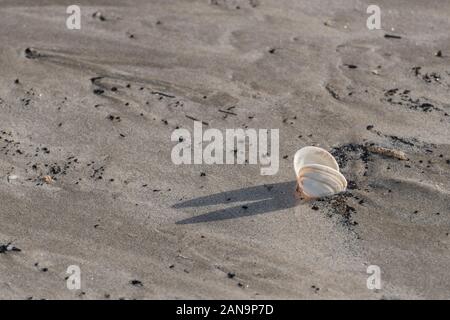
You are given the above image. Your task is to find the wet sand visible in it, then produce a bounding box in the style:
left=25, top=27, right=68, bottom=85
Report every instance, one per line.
left=0, top=0, right=449, bottom=299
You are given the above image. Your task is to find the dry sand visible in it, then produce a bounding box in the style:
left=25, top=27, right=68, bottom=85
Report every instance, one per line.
left=0, top=0, right=449, bottom=299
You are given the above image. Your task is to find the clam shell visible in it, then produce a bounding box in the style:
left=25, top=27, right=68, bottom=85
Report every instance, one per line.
left=293, top=146, right=347, bottom=199
left=298, top=164, right=347, bottom=199
left=293, top=146, right=339, bottom=176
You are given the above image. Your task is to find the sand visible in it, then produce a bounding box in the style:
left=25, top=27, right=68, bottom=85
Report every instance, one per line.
left=0, top=0, right=449, bottom=299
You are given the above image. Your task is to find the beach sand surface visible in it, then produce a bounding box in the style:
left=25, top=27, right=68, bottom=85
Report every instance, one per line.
left=0, top=0, right=449, bottom=299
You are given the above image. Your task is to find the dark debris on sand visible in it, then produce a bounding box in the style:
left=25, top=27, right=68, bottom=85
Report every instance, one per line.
left=92, top=11, right=106, bottom=21
left=314, top=192, right=359, bottom=231
left=24, top=47, right=41, bottom=59
left=130, top=280, right=143, bottom=287
left=0, top=242, right=22, bottom=254
left=331, top=143, right=370, bottom=169
left=325, top=84, right=340, bottom=100
left=383, top=88, right=442, bottom=113
left=412, top=67, right=447, bottom=85
left=384, top=34, right=402, bottom=39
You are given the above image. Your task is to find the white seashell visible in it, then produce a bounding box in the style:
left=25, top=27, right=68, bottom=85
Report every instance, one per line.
left=298, top=164, right=347, bottom=198
left=294, top=147, right=347, bottom=199
left=293, top=146, right=339, bottom=176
